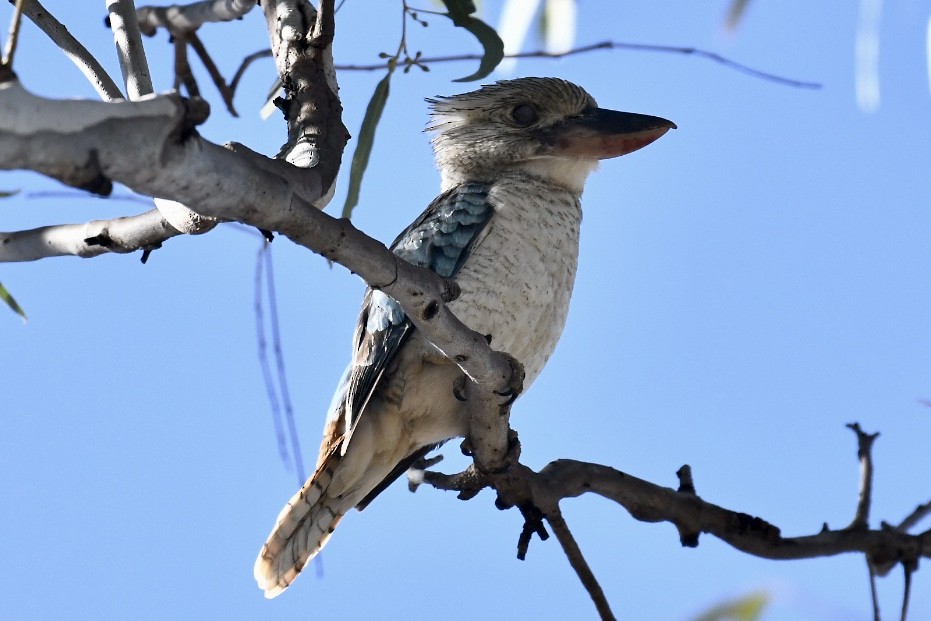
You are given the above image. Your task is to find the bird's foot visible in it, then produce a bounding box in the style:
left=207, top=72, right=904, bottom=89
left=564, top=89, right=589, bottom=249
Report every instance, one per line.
left=493, top=354, right=525, bottom=407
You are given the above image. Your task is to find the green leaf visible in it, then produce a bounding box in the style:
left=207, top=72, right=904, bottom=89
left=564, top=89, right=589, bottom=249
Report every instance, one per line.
left=341, top=68, right=393, bottom=219
left=439, top=0, right=505, bottom=82
left=692, top=590, right=770, bottom=621
left=0, top=281, right=27, bottom=322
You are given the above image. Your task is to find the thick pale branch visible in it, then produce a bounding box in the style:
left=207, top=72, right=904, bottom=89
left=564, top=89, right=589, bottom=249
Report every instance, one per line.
left=262, top=0, right=346, bottom=188
left=0, top=79, right=518, bottom=414
left=0, top=207, right=180, bottom=260
left=136, top=0, right=255, bottom=37
left=107, top=0, right=154, bottom=98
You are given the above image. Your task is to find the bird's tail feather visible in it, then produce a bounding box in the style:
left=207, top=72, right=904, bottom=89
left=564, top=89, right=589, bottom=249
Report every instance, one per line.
left=254, top=453, right=351, bottom=598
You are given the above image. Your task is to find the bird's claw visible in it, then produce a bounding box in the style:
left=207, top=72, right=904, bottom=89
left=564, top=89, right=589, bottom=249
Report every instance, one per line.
left=459, top=437, right=473, bottom=457
left=407, top=453, right=445, bottom=493
left=494, top=353, right=525, bottom=407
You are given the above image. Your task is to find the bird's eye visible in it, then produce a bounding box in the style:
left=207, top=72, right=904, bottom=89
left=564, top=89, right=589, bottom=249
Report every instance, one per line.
left=510, top=104, right=539, bottom=126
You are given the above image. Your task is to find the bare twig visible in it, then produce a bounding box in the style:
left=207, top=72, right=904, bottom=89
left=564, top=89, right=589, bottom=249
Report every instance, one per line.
left=901, top=562, right=913, bottom=621
left=2, top=0, right=27, bottom=67
left=262, top=243, right=305, bottom=483
left=899, top=501, right=931, bottom=532
left=14, top=0, right=122, bottom=100
left=867, top=559, right=882, bottom=621
left=0, top=207, right=182, bottom=261
left=419, top=423, right=928, bottom=620
left=229, top=36, right=820, bottom=113
left=173, top=35, right=199, bottom=96
left=187, top=32, right=237, bottom=115
left=334, top=40, right=822, bottom=89
left=254, top=242, right=291, bottom=470
left=847, top=423, right=880, bottom=530
left=229, top=48, right=272, bottom=95
left=546, top=505, right=615, bottom=621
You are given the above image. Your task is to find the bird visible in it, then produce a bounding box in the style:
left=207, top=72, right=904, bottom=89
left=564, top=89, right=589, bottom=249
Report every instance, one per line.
left=254, top=77, right=674, bottom=597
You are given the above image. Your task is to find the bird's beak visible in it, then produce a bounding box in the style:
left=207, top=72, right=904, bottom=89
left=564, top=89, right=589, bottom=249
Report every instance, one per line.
left=550, top=108, right=676, bottom=160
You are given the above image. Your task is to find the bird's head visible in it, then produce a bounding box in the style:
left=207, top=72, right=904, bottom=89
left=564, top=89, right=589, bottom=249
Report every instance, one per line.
left=427, top=77, right=675, bottom=194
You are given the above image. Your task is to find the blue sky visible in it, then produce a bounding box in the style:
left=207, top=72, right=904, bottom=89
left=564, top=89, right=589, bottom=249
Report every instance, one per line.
left=2, top=2, right=930, bottom=620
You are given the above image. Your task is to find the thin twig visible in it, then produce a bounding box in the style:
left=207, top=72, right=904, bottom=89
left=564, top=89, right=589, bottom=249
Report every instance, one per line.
left=334, top=40, right=822, bottom=89
left=263, top=245, right=305, bottom=484
left=173, top=36, right=199, bottom=97
left=13, top=0, right=122, bottom=100
left=867, top=559, right=882, bottom=621
left=901, top=563, right=912, bottom=621
left=230, top=38, right=820, bottom=104
left=2, top=0, right=26, bottom=67
left=187, top=32, right=238, bottom=116
left=847, top=423, right=880, bottom=530
left=229, top=49, right=272, bottom=95
left=545, top=505, right=615, bottom=621
left=254, top=243, right=290, bottom=468
left=898, top=501, right=931, bottom=532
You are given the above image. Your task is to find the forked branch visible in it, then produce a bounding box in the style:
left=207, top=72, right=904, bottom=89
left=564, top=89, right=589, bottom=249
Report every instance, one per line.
left=419, top=426, right=930, bottom=621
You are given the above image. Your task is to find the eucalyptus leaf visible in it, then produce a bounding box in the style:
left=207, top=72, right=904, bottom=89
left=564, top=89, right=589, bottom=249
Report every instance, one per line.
left=0, top=281, right=27, bottom=322
left=341, top=69, right=393, bottom=219
left=440, top=0, right=505, bottom=82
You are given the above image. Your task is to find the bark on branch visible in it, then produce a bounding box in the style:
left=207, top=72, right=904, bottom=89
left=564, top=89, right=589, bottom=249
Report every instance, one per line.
left=420, top=428, right=930, bottom=620
left=0, top=77, right=520, bottom=457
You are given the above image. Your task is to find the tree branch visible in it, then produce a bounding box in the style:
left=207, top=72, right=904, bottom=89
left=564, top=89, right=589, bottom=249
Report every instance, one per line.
left=847, top=422, right=880, bottom=530
left=545, top=505, right=615, bottom=621
left=421, top=426, right=929, bottom=620
left=262, top=0, right=347, bottom=189
left=107, top=0, right=154, bottom=98
left=15, top=0, right=123, bottom=100
left=2, top=0, right=27, bottom=67
left=0, top=207, right=182, bottom=261
left=0, top=79, right=520, bottom=436
left=135, top=0, right=256, bottom=37
left=334, top=40, right=822, bottom=89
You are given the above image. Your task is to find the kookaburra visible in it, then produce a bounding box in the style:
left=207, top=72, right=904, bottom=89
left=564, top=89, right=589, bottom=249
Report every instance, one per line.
left=254, top=77, right=674, bottom=597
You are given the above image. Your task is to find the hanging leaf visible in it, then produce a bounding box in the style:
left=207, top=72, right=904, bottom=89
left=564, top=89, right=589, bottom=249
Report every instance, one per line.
left=341, top=68, right=394, bottom=219
left=440, top=0, right=505, bottom=82
left=0, top=281, right=27, bottom=322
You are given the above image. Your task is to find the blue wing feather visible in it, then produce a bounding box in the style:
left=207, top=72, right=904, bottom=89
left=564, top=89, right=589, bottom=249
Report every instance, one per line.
left=325, top=183, right=494, bottom=440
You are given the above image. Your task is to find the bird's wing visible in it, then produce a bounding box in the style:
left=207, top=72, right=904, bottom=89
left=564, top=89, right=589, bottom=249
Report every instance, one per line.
left=319, top=182, right=495, bottom=461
